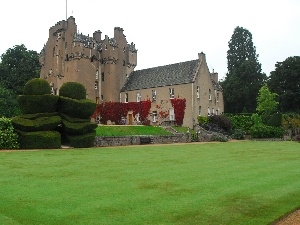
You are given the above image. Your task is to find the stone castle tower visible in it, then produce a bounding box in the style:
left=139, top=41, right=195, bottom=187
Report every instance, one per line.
left=39, top=16, right=137, bottom=103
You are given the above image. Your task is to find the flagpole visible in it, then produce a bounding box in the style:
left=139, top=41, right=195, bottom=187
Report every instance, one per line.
left=66, top=0, right=68, bottom=20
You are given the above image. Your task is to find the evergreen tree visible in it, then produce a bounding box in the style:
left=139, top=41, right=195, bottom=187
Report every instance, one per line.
left=268, top=56, right=300, bottom=112
left=222, top=26, right=266, bottom=113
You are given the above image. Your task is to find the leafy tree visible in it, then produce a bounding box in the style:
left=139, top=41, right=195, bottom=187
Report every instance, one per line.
left=256, top=84, right=278, bottom=117
left=221, top=26, right=266, bottom=113
left=0, top=44, right=40, bottom=95
left=0, top=85, right=20, bottom=117
left=268, top=56, right=300, bottom=112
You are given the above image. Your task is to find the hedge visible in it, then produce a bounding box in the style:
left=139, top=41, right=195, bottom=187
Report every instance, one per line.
left=66, top=131, right=96, bottom=148
left=59, top=82, right=86, bottom=100
left=18, top=95, right=59, bottom=114
left=62, top=119, right=97, bottom=135
left=58, top=97, right=96, bottom=119
left=12, top=115, right=61, bottom=132
left=23, top=78, right=51, bottom=95
left=60, top=113, right=91, bottom=123
left=17, top=130, right=61, bottom=149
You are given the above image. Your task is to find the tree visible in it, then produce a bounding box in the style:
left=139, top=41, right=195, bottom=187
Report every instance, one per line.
left=256, top=84, right=278, bottom=117
left=0, top=44, right=40, bottom=95
left=221, top=26, right=266, bottom=113
left=0, top=85, right=20, bottom=117
left=268, top=56, right=300, bottom=112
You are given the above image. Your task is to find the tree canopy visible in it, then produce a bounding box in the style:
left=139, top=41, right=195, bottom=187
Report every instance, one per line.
left=0, top=44, right=40, bottom=95
left=256, top=84, right=278, bottom=116
left=221, top=26, right=266, bottom=113
left=268, top=56, right=300, bottom=112
left=0, top=85, right=20, bottom=117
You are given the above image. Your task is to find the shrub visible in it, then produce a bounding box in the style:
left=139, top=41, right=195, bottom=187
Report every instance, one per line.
left=0, top=117, right=19, bottom=149
left=58, top=97, right=96, bottom=119
left=18, top=95, right=59, bottom=114
left=23, top=78, right=51, bottom=95
left=17, top=130, right=61, bottom=149
left=231, top=129, right=246, bottom=140
left=66, top=131, right=96, bottom=148
left=197, top=116, right=208, bottom=126
left=60, top=113, right=91, bottom=123
left=267, top=113, right=282, bottom=127
left=12, top=115, right=61, bottom=132
left=250, top=124, right=285, bottom=138
left=62, top=119, right=97, bottom=135
left=59, top=82, right=86, bottom=100
left=208, top=115, right=232, bottom=133
left=228, top=114, right=262, bottom=134
left=210, top=132, right=228, bottom=142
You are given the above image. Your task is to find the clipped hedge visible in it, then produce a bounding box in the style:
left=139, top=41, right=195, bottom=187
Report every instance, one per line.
left=23, top=78, right=51, bottom=95
left=12, top=115, right=61, bottom=132
left=59, top=82, right=86, bottom=100
left=20, top=112, right=59, bottom=120
left=58, top=97, right=96, bottom=119
left=267, top=113, right=282, bottom=127
left=17, top=130, right=61, bottom=149
left=62, top=119, right=97, bottom=135
left=60, top=113, right=91, bottom=123
left=18, top=95, right=59, bottom=114
left=66, top=131, right=96, bottom=148
left=250, top=124, right=285, bottom=138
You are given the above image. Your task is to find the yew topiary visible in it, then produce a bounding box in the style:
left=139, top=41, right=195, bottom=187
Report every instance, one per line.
left=59, top=82, right=86, bottom=100
left=23, top=78, right=51, bottom=95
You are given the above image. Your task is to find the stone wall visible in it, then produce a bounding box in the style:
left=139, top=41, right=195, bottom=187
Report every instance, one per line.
left=94, top=134, right=191, bottom=147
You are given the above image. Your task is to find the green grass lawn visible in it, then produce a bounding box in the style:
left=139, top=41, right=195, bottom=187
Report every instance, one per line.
left=0, top=141, right=299, bottom=225
left=96, top=125, right=171, bottom=136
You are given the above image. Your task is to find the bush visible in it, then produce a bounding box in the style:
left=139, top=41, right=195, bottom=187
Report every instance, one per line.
left=60, top=113, right=91, bottom=123
left=66, top=131, right=96, bottom=148
left=59, top=82, right=86, bottom=100
left=208, top=115, right=232, bottom=133
left=210, top=132, right=228, bottom=142
left=23, top=78, right=51, bottom=95
left=18, top=95, right=59, bottom=114
left=250, top=124, right=285, bottom=138
left=58, top=97, right=96, bottom=119
left=62, top=119, right=97, bottom=135
left=231, top=129, right=246, bottom=140
left=228, top=114, right=262, bottom=134
left=12, top=115, right=61, bottom=132
left=197, top=116, right=208, bottom=126
left=17, top=130, right=61, bottom=149
left=0, top=117, right=19, bottom=149
left=267, top=113, right=282, bottom=127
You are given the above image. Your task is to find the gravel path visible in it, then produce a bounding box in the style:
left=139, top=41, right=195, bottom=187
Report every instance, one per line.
left=272, top=209, right=300, bottom=225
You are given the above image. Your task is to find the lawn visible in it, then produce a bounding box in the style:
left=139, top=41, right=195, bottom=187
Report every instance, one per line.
left=96, top=125, right=171, bottom=136
left=0, top=141, right=299, bottom=225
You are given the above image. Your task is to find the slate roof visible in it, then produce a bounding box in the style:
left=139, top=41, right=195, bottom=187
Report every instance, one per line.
left=121, top=59, right=199, bottom=91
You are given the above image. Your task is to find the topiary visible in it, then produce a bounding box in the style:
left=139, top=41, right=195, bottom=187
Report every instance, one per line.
left=23, top=78, right=51, bottom=95
left=18, top=95, right=59, bottom=114
left=59, top=82, right=86, bottom=100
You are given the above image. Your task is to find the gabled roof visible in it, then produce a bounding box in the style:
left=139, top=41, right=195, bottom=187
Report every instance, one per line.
left=121, top=59, right=199, bottom=91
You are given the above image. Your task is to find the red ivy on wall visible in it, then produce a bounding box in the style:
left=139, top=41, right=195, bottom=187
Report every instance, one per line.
left=171, top=98, right=186, bottom=126
left=91, top=100, right=151, bottom=125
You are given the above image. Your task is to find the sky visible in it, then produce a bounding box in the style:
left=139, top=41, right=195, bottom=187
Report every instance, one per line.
left=0, top=0, right=299, bottom=80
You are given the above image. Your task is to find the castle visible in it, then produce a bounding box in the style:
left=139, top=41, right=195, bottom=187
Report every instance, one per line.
left=40, top=17, right=224, bottom=128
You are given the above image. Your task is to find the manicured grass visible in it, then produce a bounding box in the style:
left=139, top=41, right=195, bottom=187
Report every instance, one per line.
left=96, top=125, right=171, bottom=136
left=0, top=141, right=300, bottom=225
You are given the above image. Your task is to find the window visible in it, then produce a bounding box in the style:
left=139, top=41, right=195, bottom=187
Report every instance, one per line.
left=169, top=88, right=174, bottom=99
left=123, top=60, right=125, bottom=66
left=53, top=47, right=55, bottom=57
left=169, top=108, right=175, bottom=121
left=217, top=92, right=219, bottom=102
left=152, top=111, right=157, bottom=122
left=152, top=90, right=157, bottom=101
left=198, top=106, right=202, bottom=116
left=105, top=45, right=107, bottom=50
left=101, top=95, right=104, bottom=101
left=212, top=108, right=215, bottom=115
left=135, top=113, right=140, bottom=122
left=136, top=92, right=141, bottom=102
left=208, top=107, right=211, bottom=116
left=95, top=81, right=98, bottom=89
left=216, top=110, right=219, bottom=115
left=96, top=70, right=99, bottom=80
left=101, top=72, right=104, bottom=81
left=196, top=86, right=200, bottom=99
left=209, top=89, right=212, bottom=100
left=123, top=47, right=126, bottom=52
left=65, top=42, right=67, bottom=49
left=125, top=93, right=128, bottom=103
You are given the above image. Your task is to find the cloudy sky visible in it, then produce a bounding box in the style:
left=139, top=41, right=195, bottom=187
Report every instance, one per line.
left=0, top=0, right=299, bottom=79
